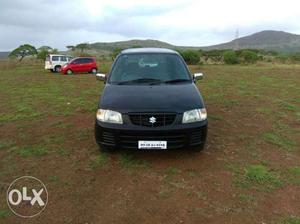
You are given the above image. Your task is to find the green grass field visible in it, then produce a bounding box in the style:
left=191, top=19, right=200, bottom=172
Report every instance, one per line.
left=0, top=60, right=299, bottom=223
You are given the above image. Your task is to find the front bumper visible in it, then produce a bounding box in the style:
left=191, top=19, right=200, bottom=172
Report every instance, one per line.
left=60, top=68, right=67, bottom=74
left=95, top=119, right=207, bottom=150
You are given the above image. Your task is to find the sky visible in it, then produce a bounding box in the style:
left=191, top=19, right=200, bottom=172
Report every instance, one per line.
left=0, top=0, right=300, bottom=51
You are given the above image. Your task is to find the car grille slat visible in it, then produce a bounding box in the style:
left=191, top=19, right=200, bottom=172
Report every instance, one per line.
left=118, top=130, right=187, bottom=149
left=119, top=134, right=185, bottom=139
left=101, top=132, right=115, bottom=145
left=190, top=130, right=205, bottom=145
left=129, top=113, right=176, bottom=127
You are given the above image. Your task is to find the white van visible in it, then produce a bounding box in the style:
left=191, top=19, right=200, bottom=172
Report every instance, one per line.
left=45, top=54, right=73, bottom=72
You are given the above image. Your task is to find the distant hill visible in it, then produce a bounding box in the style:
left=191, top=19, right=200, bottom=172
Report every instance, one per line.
left=0, top=52, right=9, bottom=59
left=1, top=30, right=300, bottom=58
left=90, top=39, right=175, bottom=51
left=87, top=31, right=300, bottom=54
left=202, top=30, right=300, bottom=53
left=87, top=39, right=199, bottom=55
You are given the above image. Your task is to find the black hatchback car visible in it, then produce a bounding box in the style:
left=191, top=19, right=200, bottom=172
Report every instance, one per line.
left=95, top=48, right=207, bottom=152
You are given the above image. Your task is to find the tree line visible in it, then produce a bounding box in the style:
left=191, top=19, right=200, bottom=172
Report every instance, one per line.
left=8, top=43, right=300, bottom=64
left=8, top=43, right=90, bottom=61
left=178, top=49, right=300, bottom=65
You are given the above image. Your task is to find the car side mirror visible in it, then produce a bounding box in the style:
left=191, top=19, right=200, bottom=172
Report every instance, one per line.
left=193, top=73, right=204, bottom=82
left=96, top=73, right=106, bottom=81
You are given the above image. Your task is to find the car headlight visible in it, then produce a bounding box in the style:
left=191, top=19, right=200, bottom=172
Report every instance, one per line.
left=182, top=108, right=207, bottom=123
left=96, top=109, right=123, bottom=124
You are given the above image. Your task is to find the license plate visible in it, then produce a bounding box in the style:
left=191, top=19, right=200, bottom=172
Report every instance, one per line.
left=138, top=141, right=167, bottom=149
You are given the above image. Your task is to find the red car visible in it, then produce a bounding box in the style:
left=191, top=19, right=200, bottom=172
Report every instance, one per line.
left=61, top=57, right=98, bottom=75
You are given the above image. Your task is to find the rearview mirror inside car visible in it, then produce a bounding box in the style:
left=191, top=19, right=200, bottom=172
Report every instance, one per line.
left=96, top=73, right=106, bottom=81
left=193, top=73, right=203, bottom=82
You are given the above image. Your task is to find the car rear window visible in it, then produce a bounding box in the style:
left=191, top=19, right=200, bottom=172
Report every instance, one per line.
left=52, top=56, right=59, bottom=61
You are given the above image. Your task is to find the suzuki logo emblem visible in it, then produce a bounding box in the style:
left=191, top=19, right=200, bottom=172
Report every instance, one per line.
left=149, top=116, right=156, bottom=124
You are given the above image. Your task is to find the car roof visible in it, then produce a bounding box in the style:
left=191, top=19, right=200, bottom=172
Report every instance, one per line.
left=69, top=57, right=95, bottom=62
left=121, top=48, right=179, bottom=55
left=73, top=56, right=95, bottom=59
left=49, top=54, right=72, bottom=57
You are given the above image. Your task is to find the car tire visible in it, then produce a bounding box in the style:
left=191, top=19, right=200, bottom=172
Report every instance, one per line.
left=191, top=144, right=205, bottom=152
left=54, top=66, right=61, bottom=73
left=66, top=69, right=73, bottom=75
left=91, top=68, right=97, bottom=74
left=98, top=144, right=115, bottom=153
left=50, top=69, right=55, bottom=73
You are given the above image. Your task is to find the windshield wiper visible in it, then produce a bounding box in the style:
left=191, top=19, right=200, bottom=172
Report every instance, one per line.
left=164, top=79, right=191, bottom=84
left=115, top=78, right=191, bottom=85
left=116, top=78, right=161, bottom=85
left=149, top=79, right=191, bottom=85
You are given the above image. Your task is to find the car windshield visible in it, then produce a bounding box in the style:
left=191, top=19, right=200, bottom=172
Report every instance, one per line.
left=108, top=53, right=191, bottom=85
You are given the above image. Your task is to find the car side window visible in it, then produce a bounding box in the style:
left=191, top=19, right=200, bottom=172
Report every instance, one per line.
left=80, top=58, right=86, bottom=64
left=72, top=59, right=81, bottom=64
left=83, top=58, right=93, bottom=63
left=52, top=56, right=59, bottom=61
left=60, top=56, right=67, bottom=62
left=85, top=58, right=92, bottom=64
left=79, top=58, right=86, bottom=64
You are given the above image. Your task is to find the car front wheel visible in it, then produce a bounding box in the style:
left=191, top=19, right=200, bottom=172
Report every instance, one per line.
left=67, top=69, right=73, bottom=75
left=190, top=143, right=205, bottom=152
left=98, top=144, right=115, bottom=153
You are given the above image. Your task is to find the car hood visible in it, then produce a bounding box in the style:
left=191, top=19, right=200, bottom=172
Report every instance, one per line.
left=99, top=83, right=205, bottom=113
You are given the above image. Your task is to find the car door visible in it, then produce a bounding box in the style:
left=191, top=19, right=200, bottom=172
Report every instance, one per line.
left=78, top=58, right=88, bottom=72
left=80, top=58, right=89, bottom=72
left=85, top=58, right=94, bottom=72
left=70, top=58, right=82, bottom=72
left=60, top=56, right=67, bottom=66
left=51, top=56, right=59, bottom=68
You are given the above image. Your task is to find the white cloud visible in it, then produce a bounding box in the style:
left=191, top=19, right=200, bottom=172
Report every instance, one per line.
left=0, top=0, right=300, bottom=50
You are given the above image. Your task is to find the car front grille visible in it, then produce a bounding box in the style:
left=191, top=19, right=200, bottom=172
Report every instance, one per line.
left=96, top=127, right=207, bottom=149
left=128, top=113, right=177, bottom=127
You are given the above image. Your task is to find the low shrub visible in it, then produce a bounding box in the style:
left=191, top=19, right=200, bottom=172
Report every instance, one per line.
left=223, top=50, right=238, bottom=64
